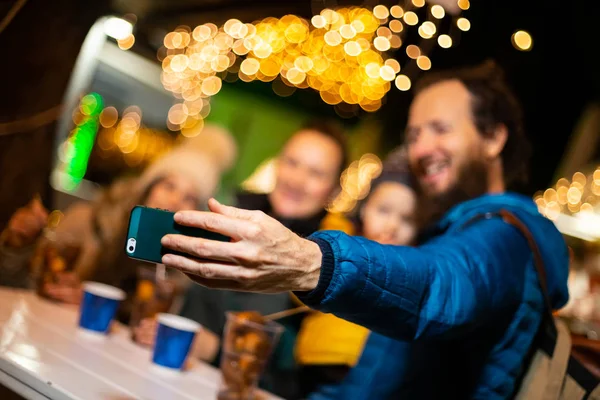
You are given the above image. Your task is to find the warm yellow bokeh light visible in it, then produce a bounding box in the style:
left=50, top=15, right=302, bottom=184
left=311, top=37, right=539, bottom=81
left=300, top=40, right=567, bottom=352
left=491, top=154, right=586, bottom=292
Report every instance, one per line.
left=458, top=0, right=470, bottom=10
left=389, top=35, right=402, bottom=49
left=159, top=6, right=472, bottom=125
left=511, top=30, right=533, bottom=51
left=545, top=201, right=561, bottom=221
left=557, top=186, right=568, bottom=205
left=403, top=12, right=418, bottom=26
left=324, top=30, right=342, bottom=46
left=99, top=107, right=119, bottom=128
left=377, top=27, right=392, bottom=39
left=379, top=65, right=396, bottom=81
left=421, top=21, right=436, bottom=36
left=311, top=15, right=327, bottom=29
left=224, top=19, right=242, bottom=35
left=253, top=42, right=273, bottom=58
left=594, top=169, right=600, bottom=184
left=567, top=187, right=582, bottom=205
left=192, top=25, right=212, bottom=42
left=168, top=104, right=189, bottom=126
left=573, top=171, right=587, bottom=186
left=431, top=5, right=445, bottom=19
left=344, top=41, right=362, bottom=56
left=117, top=34, right=135, bottom=50
left=286, top=68, right=306, bottom=85
left=390, top=6, right=404, bottom=18
left=373, top=5, right=390, bottom=19
left=201, top=76, right=222, bottom=96
left=170, top=54, right=189, bottom=72
left=389, top=20, right=403, bottom=33
left=384, top=58, right=401, bottom=74
left=365, top=62, right=381, bottom=79
left=340, top=24, right=357, bottom=39
left=295, top=56, right=314, bottom=72
left=373, top=36, right=391, bottom=51
left=240, top=58, right=260, bottom=75
left=416, top=55, right=431, bottom=70
left=357, top=38, right=371, bottom=51
left=438, top=34, right=452, bottom=48
left=544, top=188, right=558, bottom=204
left=406, top=45, right=420, bottom=59
left=457, top=18, right=471, bottom=31
left=351, top=20, right=365, bottom=33
left=395, top=74, right=411, bottom=91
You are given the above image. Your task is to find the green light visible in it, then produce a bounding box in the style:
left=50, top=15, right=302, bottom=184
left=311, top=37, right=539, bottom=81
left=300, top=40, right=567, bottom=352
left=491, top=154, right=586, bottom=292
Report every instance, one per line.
left=80, top=93, right=103, bottom=116
left=59, top=92, right=104, bottom=191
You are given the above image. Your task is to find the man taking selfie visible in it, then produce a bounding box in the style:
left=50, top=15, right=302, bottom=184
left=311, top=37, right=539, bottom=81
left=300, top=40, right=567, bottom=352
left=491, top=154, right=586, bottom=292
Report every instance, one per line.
left=159, top=62, right=570, bottom=399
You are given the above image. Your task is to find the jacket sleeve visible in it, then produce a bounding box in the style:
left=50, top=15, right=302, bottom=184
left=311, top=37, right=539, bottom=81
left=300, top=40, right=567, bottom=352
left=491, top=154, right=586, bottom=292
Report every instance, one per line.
left=296, top=217, right=534, bottom=341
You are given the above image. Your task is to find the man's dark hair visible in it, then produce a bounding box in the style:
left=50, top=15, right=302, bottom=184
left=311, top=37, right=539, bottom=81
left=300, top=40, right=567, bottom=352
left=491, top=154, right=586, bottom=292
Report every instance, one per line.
left=296, top=118, right=349, bottom=177
left=414, top=60, right=531, bottom=187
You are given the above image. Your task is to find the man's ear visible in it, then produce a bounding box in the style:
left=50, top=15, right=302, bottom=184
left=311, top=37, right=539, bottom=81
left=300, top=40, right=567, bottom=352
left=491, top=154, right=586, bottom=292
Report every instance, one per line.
left=484, top=124, right=508, bottom=159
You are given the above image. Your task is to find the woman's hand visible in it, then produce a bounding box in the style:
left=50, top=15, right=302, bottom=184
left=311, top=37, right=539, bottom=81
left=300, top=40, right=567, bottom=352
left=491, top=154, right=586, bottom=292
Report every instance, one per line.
left=132, top=317, right=157, bottom=348
left=160, top=199, right=323, bottom=293
left=3, top=197, right=48, bottom=248
left=43, top=272, right=83, bottom=305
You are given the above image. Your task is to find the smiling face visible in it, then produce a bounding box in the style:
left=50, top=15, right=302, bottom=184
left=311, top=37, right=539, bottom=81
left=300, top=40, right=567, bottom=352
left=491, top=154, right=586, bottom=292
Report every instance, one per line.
left=269, top=130, right=343, bottom=219
left=405, top=80, right=501, bottom=214
left=360, top=181, right=417, bottom=246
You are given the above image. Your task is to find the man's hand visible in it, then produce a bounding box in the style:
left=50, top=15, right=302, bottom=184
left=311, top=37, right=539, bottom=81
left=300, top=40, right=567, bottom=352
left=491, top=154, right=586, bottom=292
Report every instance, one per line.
left=160, top=199, right=323, bottom=293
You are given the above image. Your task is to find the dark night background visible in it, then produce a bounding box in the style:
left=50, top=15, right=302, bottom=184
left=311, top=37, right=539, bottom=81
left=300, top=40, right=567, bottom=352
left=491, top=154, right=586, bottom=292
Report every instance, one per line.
left=0, top=0, right=598, bottom=225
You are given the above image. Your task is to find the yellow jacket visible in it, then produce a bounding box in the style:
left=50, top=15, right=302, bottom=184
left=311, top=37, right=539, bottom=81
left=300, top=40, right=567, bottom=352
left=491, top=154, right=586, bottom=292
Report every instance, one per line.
left=294, top=213, right=370, bottom=366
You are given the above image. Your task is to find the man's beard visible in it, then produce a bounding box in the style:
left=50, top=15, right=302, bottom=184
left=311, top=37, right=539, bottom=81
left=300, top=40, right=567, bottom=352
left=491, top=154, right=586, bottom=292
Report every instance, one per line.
left=416, top=159, right=489, bottom=227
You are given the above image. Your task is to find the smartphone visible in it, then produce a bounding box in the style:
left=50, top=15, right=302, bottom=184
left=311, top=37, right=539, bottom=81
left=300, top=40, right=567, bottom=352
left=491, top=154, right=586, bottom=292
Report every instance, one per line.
left=126, top=206, right=230, bottom=264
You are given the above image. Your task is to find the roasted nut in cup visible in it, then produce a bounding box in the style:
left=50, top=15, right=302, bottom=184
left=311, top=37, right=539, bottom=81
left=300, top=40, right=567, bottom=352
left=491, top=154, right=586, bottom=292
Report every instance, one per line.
left=218, top=311, right=283, bottom=400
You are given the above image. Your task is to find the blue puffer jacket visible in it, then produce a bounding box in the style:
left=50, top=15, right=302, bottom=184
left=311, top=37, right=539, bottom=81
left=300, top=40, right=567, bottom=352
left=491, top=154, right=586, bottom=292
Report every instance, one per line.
left=297, top=193, right=569, bottom=400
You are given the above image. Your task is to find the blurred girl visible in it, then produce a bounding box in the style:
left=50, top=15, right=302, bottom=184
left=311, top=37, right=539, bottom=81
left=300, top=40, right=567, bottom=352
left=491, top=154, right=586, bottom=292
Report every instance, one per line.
left=0, top=125, right=236, bottom=317
left=296, top=147, right=418, bottom=399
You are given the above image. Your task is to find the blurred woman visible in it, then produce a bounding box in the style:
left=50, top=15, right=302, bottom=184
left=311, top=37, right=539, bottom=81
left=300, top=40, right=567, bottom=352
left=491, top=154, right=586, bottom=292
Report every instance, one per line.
left=0, top=125, right=236, bottom=318
left=296, top=147, right=418, bottom=399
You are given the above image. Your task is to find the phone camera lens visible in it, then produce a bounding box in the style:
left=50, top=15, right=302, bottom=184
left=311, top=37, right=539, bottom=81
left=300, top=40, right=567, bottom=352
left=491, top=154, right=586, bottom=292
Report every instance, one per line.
left=128, top=246, right=134, bottom=252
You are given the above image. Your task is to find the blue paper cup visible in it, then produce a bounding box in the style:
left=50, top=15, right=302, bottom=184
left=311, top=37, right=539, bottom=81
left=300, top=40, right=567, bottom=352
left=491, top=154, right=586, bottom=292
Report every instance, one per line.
left=152, top=313, right=201, bottom=370
left=78, top=282, right=125, bottom=334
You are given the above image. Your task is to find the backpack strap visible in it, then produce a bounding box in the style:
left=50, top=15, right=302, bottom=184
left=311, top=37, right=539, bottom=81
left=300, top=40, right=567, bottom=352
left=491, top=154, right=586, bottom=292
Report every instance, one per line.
left=461, top=209, right=573, bottom=400
left=496, top=210, right=557, bottom=322
left=460, top=210, right=557, bottom=324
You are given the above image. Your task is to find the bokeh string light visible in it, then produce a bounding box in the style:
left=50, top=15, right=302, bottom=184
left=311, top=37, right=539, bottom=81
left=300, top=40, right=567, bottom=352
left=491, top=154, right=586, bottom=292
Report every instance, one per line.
left=534, top=168, right=600, bottom=221
left=328, top=153, right=383, bottom=213
left=95, top=106, right=175, bottom=167
left=57, top=99, right=176, bottom=192
left=159, top=2, right=468, bottom=125
left=511, top=30, right=533, bottom=51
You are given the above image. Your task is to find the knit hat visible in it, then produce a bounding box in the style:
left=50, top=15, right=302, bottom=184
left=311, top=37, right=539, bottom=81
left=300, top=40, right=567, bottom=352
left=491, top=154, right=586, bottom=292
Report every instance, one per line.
left=137, top=123, right=237, bottom=203
left=351, top=146, right=415, bottom=227
left=369, top=146, right=415, bottom=192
